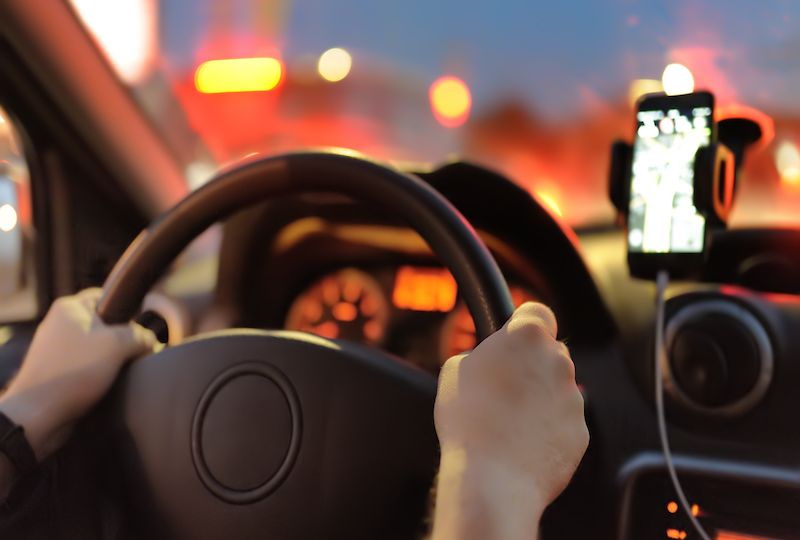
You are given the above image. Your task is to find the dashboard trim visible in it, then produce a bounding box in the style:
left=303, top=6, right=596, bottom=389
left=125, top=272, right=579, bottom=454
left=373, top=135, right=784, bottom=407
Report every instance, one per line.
left=270, top=217, right=549, bottom=301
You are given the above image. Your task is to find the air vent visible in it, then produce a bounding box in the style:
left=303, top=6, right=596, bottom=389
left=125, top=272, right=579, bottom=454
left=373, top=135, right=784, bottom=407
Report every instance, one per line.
left=664, top=300, right=773, bottom=416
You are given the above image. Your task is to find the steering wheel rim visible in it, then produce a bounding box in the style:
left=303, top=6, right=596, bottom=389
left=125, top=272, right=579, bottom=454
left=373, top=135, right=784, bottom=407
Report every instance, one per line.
left=94, top=151, right=515, bottom=539
left=97, top=150, right=513, bottom=339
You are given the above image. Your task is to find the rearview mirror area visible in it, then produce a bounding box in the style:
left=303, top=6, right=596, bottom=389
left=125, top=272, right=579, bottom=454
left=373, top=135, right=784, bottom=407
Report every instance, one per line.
left=0, top=105, right=36, bottom=322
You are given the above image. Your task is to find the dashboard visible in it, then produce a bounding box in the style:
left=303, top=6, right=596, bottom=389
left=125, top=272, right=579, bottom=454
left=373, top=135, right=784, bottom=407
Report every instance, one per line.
left=213, top=161, right=615, bottom=361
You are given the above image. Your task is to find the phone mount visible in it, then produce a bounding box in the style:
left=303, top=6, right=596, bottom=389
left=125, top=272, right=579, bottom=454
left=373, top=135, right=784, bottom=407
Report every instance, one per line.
left=609, top=141, right=736, bottom=227
left=610, top=139, right=735, bottom=280
left=610, top=114, right=765, bottom=280
left=609, top=116, right=763, bottom=227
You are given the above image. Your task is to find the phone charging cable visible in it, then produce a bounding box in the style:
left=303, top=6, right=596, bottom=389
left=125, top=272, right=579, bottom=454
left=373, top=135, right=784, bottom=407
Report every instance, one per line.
left=655, top=270, right=711, bottom=540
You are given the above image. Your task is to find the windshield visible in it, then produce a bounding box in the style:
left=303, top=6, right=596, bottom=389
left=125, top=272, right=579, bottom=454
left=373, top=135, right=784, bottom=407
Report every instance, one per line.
left=71, top=0, right=800, bottom=227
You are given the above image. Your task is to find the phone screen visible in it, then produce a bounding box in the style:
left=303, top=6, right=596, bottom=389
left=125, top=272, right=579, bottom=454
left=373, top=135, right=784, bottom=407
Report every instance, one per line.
left=627, top=98, right=713, bottom=254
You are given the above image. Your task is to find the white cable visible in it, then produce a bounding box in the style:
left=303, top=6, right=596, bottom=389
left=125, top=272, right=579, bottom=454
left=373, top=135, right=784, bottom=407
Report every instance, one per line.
left=654, top=270, right=712, bottom=540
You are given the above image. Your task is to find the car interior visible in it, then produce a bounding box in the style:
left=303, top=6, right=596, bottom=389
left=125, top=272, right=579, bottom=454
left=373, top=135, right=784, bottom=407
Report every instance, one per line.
left=2, top=1, right=800, bottom=539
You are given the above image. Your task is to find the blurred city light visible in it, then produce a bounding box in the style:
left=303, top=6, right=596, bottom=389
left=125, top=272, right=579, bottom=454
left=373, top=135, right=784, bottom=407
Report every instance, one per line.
left=429, top=76, right=472, bottom=128
left=195, top=57, right=283, bottom=94
left=535, top=190, right=564, bottom=217
left=629, top=79, right=663, bottom=106
left=662, top=63, right=694, bottom=96
left=69, top=0, right=157, bottom=83
left=775, top=141, right=800, bottom=186
left=0, top=204, right=17, bottom=232
left=318, top=48, right=353, bottom=82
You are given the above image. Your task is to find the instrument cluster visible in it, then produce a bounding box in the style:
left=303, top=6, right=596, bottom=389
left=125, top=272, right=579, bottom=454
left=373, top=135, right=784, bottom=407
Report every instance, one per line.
left=283, top=265, right=537, bottom=373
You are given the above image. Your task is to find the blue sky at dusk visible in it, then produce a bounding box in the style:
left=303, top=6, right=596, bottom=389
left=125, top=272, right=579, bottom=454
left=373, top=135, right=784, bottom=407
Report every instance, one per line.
left=161, top=0, right=800, bottom=119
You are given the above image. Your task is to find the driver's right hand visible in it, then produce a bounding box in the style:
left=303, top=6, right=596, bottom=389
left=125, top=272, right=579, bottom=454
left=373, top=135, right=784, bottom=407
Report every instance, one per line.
left=434, top=301, right=589, bottom=511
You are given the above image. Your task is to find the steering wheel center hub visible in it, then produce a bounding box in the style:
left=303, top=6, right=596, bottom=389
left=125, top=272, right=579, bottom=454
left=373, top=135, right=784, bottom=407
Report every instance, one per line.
left=192, top=362, right=302, bottom=503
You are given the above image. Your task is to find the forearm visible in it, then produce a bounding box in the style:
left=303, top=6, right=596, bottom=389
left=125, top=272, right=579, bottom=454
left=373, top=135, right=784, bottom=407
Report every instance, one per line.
left=430, top=447, right=545, bottom=540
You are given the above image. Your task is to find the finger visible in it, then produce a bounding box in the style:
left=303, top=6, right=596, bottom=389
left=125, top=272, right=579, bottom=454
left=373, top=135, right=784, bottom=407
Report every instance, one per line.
left=570, top=386, right=586, bottom=416
left=551, top=341, right=576, bottom=381
left=75, top=287, right=103, bottom=302
left=75, top=288, right=104, bottom=312
left=438, top=353, right=467, bottom=393
left=107, top=323, right=159, bottom=361
left=570, top=395, right=590, bottom=453
left=440, top=352, right=467, bottom=377
left=515, top=302, right=558, bottom=337
left=505, top=302, right=558, bottom=343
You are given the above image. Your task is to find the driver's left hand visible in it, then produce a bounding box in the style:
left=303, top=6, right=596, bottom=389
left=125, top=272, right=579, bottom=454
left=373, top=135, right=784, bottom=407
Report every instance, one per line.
left=0, top=288, right=158, bottom=461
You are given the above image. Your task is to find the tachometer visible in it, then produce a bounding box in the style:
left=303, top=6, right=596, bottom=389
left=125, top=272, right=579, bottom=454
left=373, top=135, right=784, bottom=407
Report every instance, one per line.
left=285, top=268, right=389, bottom=344
left=439, top=285, right=538, bottom=362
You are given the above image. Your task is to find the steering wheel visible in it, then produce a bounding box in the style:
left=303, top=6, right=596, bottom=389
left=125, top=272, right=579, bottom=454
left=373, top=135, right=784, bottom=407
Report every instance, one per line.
left=95, top=151, right=514, bottom=539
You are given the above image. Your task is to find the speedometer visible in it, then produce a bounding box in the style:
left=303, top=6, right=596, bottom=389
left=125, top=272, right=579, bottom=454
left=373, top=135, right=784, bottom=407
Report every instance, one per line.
left=285, top=268, right=389, bottom=345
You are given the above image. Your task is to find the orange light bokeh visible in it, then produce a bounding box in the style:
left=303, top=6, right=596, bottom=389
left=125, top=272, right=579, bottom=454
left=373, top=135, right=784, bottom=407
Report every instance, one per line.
left=775, top=141, right=800, bottom=188
left=429, top=76, right=472, bottom=128
left=535, top=189, right=564, bottom=217
left=194, top=57, right=283, bottom=94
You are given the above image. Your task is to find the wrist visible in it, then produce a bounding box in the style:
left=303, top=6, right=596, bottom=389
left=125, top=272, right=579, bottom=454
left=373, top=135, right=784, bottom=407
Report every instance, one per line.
left=0, top=387, right=65, bottom=461
left=431, top=446, right=545, bottom=540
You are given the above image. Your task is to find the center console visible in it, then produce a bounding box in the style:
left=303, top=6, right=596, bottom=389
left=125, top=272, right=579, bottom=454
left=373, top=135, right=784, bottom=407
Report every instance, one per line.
left=619, top=453, right=800, bottom=540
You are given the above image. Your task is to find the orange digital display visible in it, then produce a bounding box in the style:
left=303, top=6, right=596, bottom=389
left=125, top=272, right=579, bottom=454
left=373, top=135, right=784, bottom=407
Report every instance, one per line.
left=392, top=266, right=457, bottom=312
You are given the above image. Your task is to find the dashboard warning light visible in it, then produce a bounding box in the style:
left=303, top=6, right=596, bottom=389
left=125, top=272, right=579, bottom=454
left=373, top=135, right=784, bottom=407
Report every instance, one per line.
left=667, top=501, right=678, bottom=514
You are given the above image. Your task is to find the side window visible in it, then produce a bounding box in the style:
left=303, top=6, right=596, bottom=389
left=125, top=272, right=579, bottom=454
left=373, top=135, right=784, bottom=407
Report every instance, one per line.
left=0, top=105, right=36, bottom=321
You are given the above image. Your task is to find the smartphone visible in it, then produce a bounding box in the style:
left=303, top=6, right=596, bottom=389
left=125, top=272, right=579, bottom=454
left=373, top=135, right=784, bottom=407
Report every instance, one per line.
left=627, top=91, right=715, bottom=278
